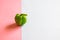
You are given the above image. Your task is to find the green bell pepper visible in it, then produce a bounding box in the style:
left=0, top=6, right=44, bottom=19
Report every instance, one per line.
left=15, top=13, right=27, bottom=26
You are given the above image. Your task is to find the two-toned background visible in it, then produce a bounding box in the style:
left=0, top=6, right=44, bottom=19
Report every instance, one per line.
left=0, top=0, right=60, bottom=40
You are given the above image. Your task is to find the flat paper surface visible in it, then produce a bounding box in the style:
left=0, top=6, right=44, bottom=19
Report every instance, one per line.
left=0, top=0, right=21, bottom=40
left=22, top=0, right=60, bottom=40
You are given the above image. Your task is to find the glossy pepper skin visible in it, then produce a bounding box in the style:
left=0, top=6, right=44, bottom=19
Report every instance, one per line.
left=15, top=13, right=27, bottom=26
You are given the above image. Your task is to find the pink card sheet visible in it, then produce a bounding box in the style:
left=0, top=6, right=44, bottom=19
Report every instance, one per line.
left=0, top=0, right=21, bottom=40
